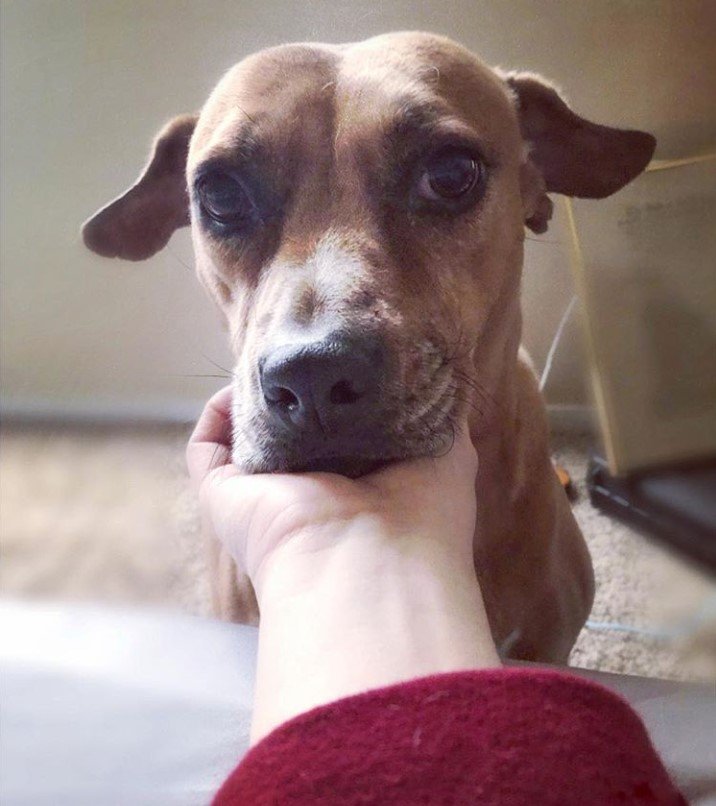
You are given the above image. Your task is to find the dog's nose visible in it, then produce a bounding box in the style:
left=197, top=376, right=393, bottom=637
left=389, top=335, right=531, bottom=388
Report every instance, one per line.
left=260, top=336, right=383, bottom=433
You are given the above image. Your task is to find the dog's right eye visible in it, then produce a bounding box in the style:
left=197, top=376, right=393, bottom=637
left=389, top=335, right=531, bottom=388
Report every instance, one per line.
left=196, top=173, right=257, bottom=229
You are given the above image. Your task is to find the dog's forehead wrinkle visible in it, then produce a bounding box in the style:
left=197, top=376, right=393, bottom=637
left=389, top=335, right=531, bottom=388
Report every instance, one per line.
left=331, top=77, right=516, bottom=164
left=334, top=63, right=441, bottom=136
left=222, top=42, right=340, bottom=98
left=198, top=32, right=517, bottom=138
left=192, top=44, right=341, bottom=162
left=340, top=32, right=510, bottom=99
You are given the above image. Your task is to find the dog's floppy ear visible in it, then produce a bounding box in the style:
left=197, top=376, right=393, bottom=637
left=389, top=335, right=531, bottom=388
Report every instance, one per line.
left=506, top=73, right=655, bottom=232
left=82, top=114, right=198, bottom=261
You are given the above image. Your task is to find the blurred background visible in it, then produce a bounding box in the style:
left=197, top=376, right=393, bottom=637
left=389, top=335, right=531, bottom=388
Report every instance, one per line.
left=1, top=0, right=715, bottom=680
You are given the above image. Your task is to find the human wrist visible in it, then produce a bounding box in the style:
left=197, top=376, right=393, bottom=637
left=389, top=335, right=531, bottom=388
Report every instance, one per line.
left=250, top=517, right=500, bottom=742
left=252, top=512, right=474, bottom=609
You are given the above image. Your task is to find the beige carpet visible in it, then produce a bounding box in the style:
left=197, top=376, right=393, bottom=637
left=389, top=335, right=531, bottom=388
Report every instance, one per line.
left=1, top=421, right=714, bottom=680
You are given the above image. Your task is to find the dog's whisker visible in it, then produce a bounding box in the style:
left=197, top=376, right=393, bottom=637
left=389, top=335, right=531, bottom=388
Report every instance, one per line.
left=442, top=328, right=476, bottom=365
left=404, top=375, right=453, bottom=425
left=452, top=371, right=493, bottom=405
left=209, top=439, right=223, bottom=472
left=452, top=388, right=490, bottom=420
left=236, top=104, right=257, bottom=125
left=179, top=373, right=233, bottom=379
left=452, top=370, right=500, bottom=411
left=433, top=420, right=456, bottom=458
left=450, top=391, right=486, bottom=420
left=405, top=380, right=483, bottom=444
left=456, top=378, right=491, bottom=406
left=166, top=245, right=194, bottom=272
left=200, top=353, right=236, bottom=377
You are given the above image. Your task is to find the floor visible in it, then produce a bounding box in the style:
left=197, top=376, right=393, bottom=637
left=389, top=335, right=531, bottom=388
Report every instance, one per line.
left=1, top=421, right=714, bottom=680
left=551, top=432, right=715, bottom=680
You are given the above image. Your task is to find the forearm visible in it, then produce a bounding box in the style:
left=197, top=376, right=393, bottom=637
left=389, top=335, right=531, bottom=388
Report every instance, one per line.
left=251, top=516, right=499, bottom=742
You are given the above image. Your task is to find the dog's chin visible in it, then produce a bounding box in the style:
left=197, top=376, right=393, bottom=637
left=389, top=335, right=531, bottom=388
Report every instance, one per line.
left=235, top=405, right=460, bottom=478
left=240, top=450, right=400, bottom=478
left=295, top=455, right=392, bottom=478
left=238, top=431, right=455, bottom=478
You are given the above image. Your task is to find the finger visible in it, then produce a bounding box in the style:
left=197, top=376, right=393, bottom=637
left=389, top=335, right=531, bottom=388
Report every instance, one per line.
left=190, top=385, right=234, bottom=445
left=200, top=467, right=340, bottom=570
left=186, top=385, right=235, bottom=488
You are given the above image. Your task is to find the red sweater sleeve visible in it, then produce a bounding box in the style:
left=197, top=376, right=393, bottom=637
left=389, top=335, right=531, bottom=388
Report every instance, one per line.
left=214, top=668, right=685, bottom=805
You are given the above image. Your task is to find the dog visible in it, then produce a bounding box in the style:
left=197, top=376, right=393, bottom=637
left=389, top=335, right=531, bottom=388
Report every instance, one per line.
left=82, top=32, right=655, bottom=662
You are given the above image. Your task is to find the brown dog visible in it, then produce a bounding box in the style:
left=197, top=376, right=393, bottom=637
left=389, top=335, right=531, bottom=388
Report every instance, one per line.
left=83, top=32, right=655, bottom=662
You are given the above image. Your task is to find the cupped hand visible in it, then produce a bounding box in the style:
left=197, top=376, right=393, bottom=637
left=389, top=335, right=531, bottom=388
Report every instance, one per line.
left=187, top=386, right=479, bottom=599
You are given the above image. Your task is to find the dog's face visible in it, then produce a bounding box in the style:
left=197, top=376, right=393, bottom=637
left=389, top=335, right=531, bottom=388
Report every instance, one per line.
left=83, top=32, right=655, bottom=476
left=188, top=35, right=529, bottom=474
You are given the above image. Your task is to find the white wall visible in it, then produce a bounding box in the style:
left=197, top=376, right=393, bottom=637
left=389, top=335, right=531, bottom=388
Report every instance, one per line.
left=2, top=0, right=714, bottom=420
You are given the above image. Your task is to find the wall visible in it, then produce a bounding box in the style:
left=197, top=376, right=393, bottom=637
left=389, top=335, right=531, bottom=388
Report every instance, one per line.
left=2, top=0, right=714, bottom=420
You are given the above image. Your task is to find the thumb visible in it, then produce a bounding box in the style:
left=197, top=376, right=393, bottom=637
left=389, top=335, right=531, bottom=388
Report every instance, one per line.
left=199, top=465, right=348, bottom=574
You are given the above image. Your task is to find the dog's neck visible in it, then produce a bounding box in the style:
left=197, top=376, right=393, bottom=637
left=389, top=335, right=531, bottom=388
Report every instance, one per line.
left=468, top=269, right=523, bottom=442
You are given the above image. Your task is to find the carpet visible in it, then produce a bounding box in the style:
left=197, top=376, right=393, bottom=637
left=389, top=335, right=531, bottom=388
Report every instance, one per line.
left=1, top=422, right=714, bottom=680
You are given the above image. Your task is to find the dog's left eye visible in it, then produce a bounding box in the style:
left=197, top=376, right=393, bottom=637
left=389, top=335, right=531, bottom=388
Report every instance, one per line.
left=196, top=173, right=256, bottom=228
left=416, top=149, right=483, bottom=204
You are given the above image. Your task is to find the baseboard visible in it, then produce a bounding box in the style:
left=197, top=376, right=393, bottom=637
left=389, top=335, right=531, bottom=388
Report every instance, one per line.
left=3, top=397, right=597, bottom=434
left=0, top=397, right=204, bottom=427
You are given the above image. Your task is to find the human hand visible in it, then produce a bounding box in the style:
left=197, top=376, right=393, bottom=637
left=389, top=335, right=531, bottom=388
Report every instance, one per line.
left=188, top=386, right=496, bottom=738
left=186, top=385, right=479, bottom=602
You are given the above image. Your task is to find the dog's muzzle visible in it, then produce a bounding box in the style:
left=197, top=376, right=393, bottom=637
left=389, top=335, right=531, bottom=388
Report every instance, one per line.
left=259, top=333, right=386, bottom=443
left=249, top=331, right=456, bottom=476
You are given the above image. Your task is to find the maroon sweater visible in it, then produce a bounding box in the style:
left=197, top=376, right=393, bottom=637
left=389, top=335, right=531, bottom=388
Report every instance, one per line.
left=214, top=668, right=684, bottom=805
